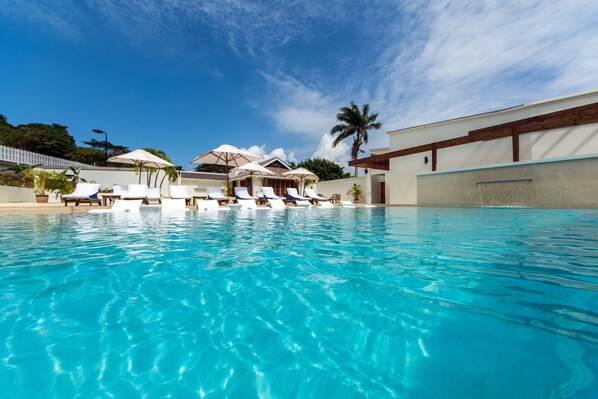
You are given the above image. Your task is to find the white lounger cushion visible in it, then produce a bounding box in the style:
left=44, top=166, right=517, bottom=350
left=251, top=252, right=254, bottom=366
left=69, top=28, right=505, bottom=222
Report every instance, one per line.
left=318, top=201, right=334, bottom=208
left=295, top=200, right=311, bottom=208
left=234, top=186, right=256, bottom=199
left=63, top=183, right=100, bottom=199
left=161, top=198, right=187, bottom=210
left=122, top=184, right=148, bottom=199
left=262, top=187, right=284, bottom=199
left=112, top=185, right=128, bottom=196
left=304, top=188, right=329, bottom=201
left=340, top=200, right=356, bottom=207
left=268, top=199, right=286, bottom=209
left=147, top=188, right=161, bottom=200
left=237, top=199, right=259, bottom=209
left=196, top=199, right=220, bottom=211
left=170, top=185, right=191, bottom=199
left=89, top=199, right=143, bottom=213
left=287, top=188, right=308, bottom=200
left=207, top=187, right=228, bottom=199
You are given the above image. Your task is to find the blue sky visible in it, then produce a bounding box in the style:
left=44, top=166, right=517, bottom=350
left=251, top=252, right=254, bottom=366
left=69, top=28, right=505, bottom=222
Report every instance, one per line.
left=1, top=0, right=597, bottom=170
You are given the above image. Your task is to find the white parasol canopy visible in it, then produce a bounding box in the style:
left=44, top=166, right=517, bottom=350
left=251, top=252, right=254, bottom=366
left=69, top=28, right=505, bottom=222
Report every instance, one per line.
left=282, top=167, right=319, bottom=195
left=191, top=144, right=261, bottom=195
left=108, top=149, right=174, bottom=183
left=230, top=162, right=274, bottom=196
left=230, top=162, right=275, bottom=177
left=282, top=167, right=319, bottom=181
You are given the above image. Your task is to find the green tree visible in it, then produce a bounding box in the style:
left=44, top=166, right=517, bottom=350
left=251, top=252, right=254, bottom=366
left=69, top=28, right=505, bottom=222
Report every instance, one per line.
left=330, top=101, right=382, bottom=176
left=0, top=118, right=77, bottom=159
left=296, top=158, right=350, bottom=181
left=73, top=147, right=107, bottom=165
left=82, top=138, right=129, bottom=157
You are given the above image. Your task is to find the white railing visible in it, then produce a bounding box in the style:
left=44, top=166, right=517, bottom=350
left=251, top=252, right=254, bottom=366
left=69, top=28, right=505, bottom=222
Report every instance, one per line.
left=0, top=145, right=90, bottom=168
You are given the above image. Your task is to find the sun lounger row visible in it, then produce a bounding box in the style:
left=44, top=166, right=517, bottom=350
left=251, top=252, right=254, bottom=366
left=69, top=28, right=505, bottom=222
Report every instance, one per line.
left=68, top=182, right=357, bottom=209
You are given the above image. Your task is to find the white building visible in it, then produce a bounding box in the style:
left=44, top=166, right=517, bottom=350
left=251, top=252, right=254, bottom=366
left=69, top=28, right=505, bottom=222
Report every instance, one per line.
left=351, top=90, right=598, bottom=207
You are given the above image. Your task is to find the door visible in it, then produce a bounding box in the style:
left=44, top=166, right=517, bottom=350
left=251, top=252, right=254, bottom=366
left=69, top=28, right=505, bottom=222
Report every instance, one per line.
left=380, top=182, right=385, bottom=204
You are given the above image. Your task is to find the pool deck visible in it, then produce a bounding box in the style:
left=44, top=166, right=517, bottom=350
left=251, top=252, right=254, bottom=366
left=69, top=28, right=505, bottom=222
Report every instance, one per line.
left=0, top=202, right=389, bottom=213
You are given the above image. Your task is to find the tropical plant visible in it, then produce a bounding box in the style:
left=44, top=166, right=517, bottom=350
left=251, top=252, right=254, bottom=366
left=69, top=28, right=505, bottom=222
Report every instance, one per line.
left=46, top=170, right=74, bottom=195
left=347, top=184, right=363, bottom=202
left=66, top=167, right=87, bottom=184
left=142, top=148, right=179, bottom=188
left=330, top=102, right=382, bottom=176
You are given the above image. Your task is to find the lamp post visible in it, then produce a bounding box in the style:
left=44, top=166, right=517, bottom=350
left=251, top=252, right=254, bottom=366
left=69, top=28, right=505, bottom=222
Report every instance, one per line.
left=92, top=129, right=108, bottom=166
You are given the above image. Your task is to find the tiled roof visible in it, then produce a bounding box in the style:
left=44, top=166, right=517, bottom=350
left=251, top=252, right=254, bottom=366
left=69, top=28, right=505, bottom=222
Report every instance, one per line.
left=180, top=171, right=227, bottom=181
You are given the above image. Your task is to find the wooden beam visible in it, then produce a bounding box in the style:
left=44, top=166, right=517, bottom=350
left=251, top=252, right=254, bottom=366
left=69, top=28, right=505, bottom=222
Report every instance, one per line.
left=349, top=101, right=598, bottom=168
left=431, top=145, right=437, bottom=171
left=512, top=125, right=520, bottom=162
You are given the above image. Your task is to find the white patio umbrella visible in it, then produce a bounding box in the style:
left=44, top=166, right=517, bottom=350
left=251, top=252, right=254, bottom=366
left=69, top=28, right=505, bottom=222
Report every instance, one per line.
left=107, top=149, right=174, bottom=184
left=282, top=167, right=319, bottom=195
left=230, top=162, right=274, bottom=195
left=191, top=144, right=261, bottom=195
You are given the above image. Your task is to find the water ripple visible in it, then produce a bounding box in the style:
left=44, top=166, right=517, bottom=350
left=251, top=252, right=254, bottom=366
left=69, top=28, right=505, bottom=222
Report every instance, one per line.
left=0, top=207, right=597, bottom=397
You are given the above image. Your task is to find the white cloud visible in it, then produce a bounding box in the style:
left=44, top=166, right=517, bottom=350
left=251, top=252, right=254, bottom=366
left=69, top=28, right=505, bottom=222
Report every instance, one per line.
left=263, top=75, right=337, bottom=139
left=240, top=144, right=297, bottom=164
left=311, top=134, right=350, bottom=166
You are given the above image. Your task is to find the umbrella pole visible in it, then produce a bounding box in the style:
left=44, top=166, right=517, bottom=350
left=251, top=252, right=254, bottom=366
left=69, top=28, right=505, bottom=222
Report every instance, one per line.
left=226, top=159, right=230, bottom=197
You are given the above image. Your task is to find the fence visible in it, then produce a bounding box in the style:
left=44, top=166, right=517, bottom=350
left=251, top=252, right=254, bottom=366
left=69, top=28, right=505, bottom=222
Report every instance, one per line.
left=0, top=145, right=90, bottom=168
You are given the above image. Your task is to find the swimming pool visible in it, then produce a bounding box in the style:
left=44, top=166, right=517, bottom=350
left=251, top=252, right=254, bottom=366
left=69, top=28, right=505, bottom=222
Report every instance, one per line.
left=0, top=207, right=597, bottom=398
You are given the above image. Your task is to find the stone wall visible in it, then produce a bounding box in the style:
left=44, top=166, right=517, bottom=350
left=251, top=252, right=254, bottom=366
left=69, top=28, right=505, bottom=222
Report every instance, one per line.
left=417, top=154, right=598, bottom=208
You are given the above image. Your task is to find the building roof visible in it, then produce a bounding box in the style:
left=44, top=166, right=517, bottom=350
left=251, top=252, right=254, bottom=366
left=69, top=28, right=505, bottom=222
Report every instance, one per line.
left=232, top=157, right=295, bottom=180
left=180, top=171, right=227, bottom=181
left=387, top=89, right=598, bottom=135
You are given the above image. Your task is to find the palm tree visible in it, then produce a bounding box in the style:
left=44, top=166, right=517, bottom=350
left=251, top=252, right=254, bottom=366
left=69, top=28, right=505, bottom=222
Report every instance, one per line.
left=330, top=101, right=382, bottom=176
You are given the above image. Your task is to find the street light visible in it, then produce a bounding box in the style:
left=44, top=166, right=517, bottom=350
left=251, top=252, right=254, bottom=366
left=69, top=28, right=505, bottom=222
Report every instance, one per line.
left=92, top=129, right=108, bottom=166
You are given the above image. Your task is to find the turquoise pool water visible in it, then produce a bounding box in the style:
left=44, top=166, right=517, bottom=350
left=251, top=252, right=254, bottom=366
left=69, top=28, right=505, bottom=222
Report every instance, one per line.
left=0, top=207, right=597, bottom=398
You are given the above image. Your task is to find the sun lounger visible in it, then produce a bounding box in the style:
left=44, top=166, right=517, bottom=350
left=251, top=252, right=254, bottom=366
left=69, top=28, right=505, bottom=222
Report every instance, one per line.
left=196, top=199, right=221, bottom=211
left=234, top=186, right=256, bottom=200
left=262, top=186, right=284, bottom=200
left=340, top=200, right=356, bottom=208
left=147, top=187, right=162, bottom=204
left=318, top=201, right=334, bottom=208
left=207, top=187, right=229, bottom=204
left=237, top=199, right=261, bottom=209
left=267, top=198, right=287, bottom=209
left=89, top=199, right=143, bottom=213
left=304, top=188, right=330, bottom=203
left=161, top=198, right=187, bottom=211
left=286, top=187, right=309, bottom=202
left=62, top=183, right=101, bottom=206
left=113, top=185, right=128, bottom=196
left=170, top=185, right=191, bottom=205
left=122, top=184, right=149, bottom=203
left=295, top=200, right=311, bottom=208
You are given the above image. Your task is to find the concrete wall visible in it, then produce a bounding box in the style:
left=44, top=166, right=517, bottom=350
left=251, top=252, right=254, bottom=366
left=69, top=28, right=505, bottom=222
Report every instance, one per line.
left=386, top=91, right=598, bottom=204
left=417, top=154, right=598, bottom=208
left=180, top=177, right=227, bottom=196
left=0, top=186, right=35, bottom=203
left=317, top=177, right=366, bottom=201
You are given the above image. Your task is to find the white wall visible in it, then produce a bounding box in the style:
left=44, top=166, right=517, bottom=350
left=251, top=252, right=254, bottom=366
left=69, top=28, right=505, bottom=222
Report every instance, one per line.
left=385, top=91, right=598, bottom=204
left=316, top=176, right=366, bottom=201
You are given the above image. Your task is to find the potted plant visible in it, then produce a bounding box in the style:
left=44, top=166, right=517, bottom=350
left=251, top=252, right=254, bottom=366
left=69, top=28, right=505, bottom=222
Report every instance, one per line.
left=347, top=184, right=363, bottom=203
left=32, top=170, right=52, bottom=203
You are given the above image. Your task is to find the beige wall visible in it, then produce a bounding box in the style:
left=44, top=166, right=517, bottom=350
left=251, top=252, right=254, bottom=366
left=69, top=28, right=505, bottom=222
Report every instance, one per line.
left=385, top=91, right=598, bottom=204
left=417, top=155, right=598, bottom=208
left=0, top=186, right=35, bottom=203
left=317, top=176, right=366, bottom=201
